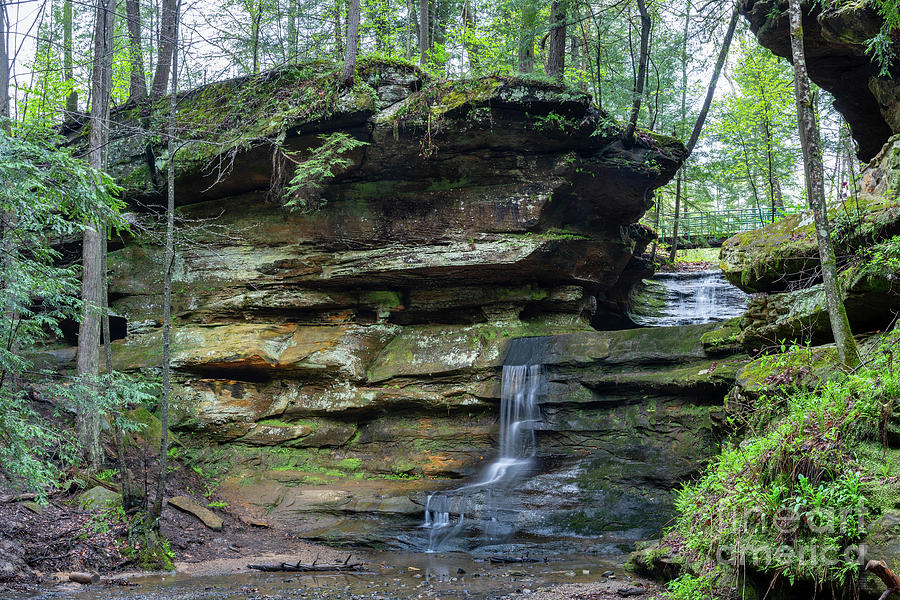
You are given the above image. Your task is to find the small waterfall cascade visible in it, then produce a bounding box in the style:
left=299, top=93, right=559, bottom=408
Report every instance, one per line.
left=422, top=347, right=546, bottom=552
left=629, top=269, right=748, bottom=327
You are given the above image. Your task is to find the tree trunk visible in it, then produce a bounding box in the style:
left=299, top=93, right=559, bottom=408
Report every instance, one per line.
left=418, top=0, right=429, bottom=64
left=462, top=0, right=478, bottom=72
left=683, top=6, right=738, bottom=156
left=0, top=0, right=8, bottom=121
left=623, top=0, right=650, bottom=145
left=761, top=119, right=785, bottom=215
left=667, top=0, right=690, bottom=262
left=287, top=0, right=298, bottom=60
left=151, top=0, right=180, bottom=526
left=668, top=171, right=683, bottom=262
left=517, top=0, right=537, bottom=73
left=152, top=0, right=177, bottom=98
left=341, top=0, right=360, bottom=86
left=126, top=0, right=146, bottom=101
left=63, top=0, right=77, bottom=115
left=787, top=0, right=859, bottom=367
left=77, top=0, right=116, bottom=471
left=334, top=1, right=343, bottom=60
left=546, top=1, right=566, bottom=82
left=251, top=2, right=261, bottom=74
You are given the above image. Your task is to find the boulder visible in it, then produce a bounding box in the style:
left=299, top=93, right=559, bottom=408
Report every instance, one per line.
left=77, top=486, right=122, bottom=511
left=167, top=496, right=224, bottom=531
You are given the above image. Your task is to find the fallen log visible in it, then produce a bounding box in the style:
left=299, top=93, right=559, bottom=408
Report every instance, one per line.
left=248, top=553, right=365, bottom=573
left=865, top=559, right=900, bottom=600
left=488, top=555, right=540, bottom=564
left=69, top=572, right=101, bottom=584
left=247, top=562, right=365, bottom=572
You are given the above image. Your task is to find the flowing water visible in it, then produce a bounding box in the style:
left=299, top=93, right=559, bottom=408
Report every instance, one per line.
left=629, top=269, right=748, bottom=327
left=422, top=347, right=546, bottom=552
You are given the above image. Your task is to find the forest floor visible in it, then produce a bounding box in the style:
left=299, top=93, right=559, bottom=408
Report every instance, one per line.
left=0, top=456, right=354, bottom=590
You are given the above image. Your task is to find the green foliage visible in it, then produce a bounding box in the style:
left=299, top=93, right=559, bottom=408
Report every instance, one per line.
left=865, top=0, right=900, bottom=76
left=862, top=234, right=900, bottom=277
left=661, top=573, right=716, bottom=600
left=0, top=125, right=127, bottom=495
left=281, top=132, right=369, bottom=211
left=665, top=332, right=900, bottom=590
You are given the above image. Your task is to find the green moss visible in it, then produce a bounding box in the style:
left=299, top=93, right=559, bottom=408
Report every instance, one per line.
left=336, top=457, right=362, bottom=471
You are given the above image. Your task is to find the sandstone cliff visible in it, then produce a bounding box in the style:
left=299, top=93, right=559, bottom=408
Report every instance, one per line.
left=53, top=60, right=752, bottom=547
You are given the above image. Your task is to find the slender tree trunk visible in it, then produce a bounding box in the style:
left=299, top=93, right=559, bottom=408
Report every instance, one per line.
left=418, top=0, right=429, bottom=64
left=462, top=0, right=478, bottom=72
left=546, top=1, right=566, bottom=82
left=787, top=0, right=858, bottom=367
left=287, top=0, right=298, bottom=60
left=405, top=0, right=412, bottom=59
left=251, top=1, right=262, bottom=74
left=77, top=0, right=116, bottom=471
left=63, top=0, right=77, bottom=115
left=669, top=171, right=683, bottom=262
left=668, top=0, right=690, bottom=262
left=126, top=0, right=147, bottom=101
left=517, top=0, right=537, bottom=73
left=334, top=1, right=343, bottom=60
left=151, top=0, right=180, bottom=526
left=101, top=230, right=138, bottom=509
left=0, top=0, right=8, bottom=121
left=683, top=6, right=738, bottom=156
left=761, top=118, right=785, bottom=215
left=152, top=0, right=177, bottom=97
left=341, top=0, right=360, bottom=86
left=623, top=0, right=650, bottom=145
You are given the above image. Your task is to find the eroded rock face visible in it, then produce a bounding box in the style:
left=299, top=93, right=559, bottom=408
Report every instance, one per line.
left=85, top=61, right=739, bottom=548
left=203, top=323, right=747, bottom=547
left=721, top=136, right=900, bottom=348
left=739, top=0, right=899, bottom=161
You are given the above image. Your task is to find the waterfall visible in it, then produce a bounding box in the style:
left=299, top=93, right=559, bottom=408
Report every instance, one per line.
left=422, top=357, right=545, bottom=552
left=629, top=270, right=748, bottom=327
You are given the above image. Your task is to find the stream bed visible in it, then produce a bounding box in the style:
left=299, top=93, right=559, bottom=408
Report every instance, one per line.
left=9, top=552, right=644, bottom=600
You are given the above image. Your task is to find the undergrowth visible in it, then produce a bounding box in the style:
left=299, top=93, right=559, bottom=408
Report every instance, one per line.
left=655, top=331, right=900, bottom=598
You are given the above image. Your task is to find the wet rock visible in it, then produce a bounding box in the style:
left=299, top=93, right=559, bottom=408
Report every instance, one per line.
left=861, top=510, right=900, bottom=599
left=167, top=496, right=224, bottom=531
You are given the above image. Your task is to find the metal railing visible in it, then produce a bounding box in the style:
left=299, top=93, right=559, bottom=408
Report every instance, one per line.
left=657, top=207, right=790, bottom=246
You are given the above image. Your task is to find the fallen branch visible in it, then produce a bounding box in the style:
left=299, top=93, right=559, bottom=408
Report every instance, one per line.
left=866, top=559, right=900, bottom=600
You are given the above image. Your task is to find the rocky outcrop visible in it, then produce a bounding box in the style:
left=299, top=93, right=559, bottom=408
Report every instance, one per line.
left=739, top=0, right=899, bottom=161
left=721, top=136, right=900, bottom=347
left=58, top=60, right=752, bottom=549
left=203, top=322, right=747, bottom=547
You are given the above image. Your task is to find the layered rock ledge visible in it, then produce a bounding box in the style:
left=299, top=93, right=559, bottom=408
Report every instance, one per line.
left=721, top=136, right=900, bottom=347
left=52, top=60, right=744, bottom=547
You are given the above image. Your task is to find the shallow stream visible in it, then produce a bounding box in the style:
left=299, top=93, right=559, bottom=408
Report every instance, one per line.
left=11, top=552, right=637, bottom=600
